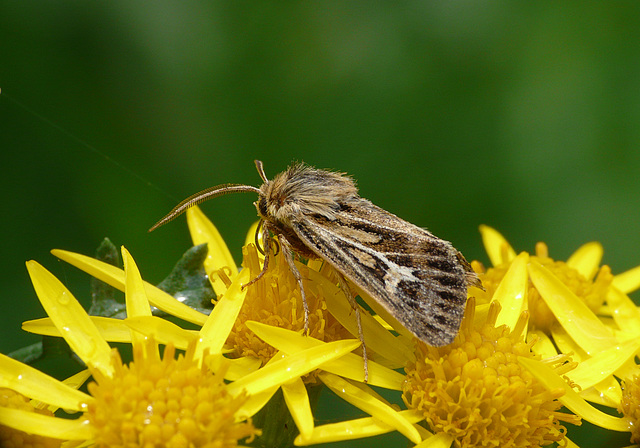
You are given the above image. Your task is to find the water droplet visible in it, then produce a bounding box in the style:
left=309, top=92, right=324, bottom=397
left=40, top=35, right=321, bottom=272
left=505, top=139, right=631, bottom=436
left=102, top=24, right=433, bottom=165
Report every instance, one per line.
left=58, top=290, right=70, bottom=305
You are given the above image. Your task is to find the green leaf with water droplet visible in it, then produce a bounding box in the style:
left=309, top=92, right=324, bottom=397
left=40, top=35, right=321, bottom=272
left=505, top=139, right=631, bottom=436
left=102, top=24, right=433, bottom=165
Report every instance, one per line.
left=156, top=243, right=215, bottom=315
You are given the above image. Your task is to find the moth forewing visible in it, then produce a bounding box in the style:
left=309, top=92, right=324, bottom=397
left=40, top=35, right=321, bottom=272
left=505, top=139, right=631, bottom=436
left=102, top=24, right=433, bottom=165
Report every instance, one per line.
left=288, top=199, right=475, bottom=347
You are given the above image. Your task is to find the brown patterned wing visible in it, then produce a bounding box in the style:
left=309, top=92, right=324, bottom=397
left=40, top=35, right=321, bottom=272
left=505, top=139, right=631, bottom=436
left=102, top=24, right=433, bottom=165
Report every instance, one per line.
left=291, top=199, right=473, bottom=346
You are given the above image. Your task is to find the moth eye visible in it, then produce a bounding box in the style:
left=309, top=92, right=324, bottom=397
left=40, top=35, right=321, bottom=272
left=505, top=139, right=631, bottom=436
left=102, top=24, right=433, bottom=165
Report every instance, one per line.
left=257, top=197, right=268, bottom=217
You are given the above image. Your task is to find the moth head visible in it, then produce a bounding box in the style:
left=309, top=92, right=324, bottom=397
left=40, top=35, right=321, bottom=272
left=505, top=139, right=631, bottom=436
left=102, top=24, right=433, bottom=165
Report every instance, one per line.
left=259, top=162, right=359, bottom=224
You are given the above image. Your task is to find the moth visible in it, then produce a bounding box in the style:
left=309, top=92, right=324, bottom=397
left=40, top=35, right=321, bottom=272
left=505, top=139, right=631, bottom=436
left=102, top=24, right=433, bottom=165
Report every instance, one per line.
left=150, top=161, right=480, bottom=376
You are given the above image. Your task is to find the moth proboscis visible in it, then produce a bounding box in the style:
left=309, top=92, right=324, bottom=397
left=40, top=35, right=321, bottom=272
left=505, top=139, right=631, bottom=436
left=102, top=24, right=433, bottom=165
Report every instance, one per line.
left=150, top=160, right=481, bottom=382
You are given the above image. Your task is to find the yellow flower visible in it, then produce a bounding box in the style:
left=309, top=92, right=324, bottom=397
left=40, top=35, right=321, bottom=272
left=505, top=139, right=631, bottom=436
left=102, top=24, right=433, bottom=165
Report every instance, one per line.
left=22, top=213, right=636, bottom=447
left=6, top=246, right=360, bottom=446
left=403, top=297, right=580, bottom=448
left=473, top=225, right=615, bottom=333
left=399, top=256, right=632, bottom=448
left=474, top=226, right=640, bottom=411
left=87, top=342, right=256, bottom=448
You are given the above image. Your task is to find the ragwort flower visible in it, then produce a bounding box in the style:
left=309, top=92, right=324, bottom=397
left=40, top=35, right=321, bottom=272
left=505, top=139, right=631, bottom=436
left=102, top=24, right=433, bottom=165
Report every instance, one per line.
left=7, top=246, right=360, bottom=447
left=403, top=297, right=580, bottom=448
left=473, top=227, right=640, bottom=409
left=470, top=227, right=638, bottom=441
left=472, top=225, right=615, bottom=334
left=0, top=248, right=259, bottom=447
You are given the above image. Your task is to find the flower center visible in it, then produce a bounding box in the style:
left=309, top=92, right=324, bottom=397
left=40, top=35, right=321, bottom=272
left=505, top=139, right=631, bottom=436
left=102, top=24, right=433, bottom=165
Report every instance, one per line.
left=402, top=300, right=580, bottom=448
left=86, top=342, right=256, bottom=447
left=227, top=244, right=352, bottom=381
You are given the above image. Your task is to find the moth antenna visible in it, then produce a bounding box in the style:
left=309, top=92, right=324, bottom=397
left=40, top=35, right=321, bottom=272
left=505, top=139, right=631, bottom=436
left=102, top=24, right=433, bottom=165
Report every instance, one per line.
left=149, top=183, right=260, bottom=232
left=254, top=160, right=269, bottom=183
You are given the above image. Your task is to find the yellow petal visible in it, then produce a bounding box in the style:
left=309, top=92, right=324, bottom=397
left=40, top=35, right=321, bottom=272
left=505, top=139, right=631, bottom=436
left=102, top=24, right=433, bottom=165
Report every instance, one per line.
left=62, top=369, right=92, bottom=391
left=607, top=287, right=640, bottom=335
left=491, top=252, right=529, bottom=332
left=197, top=268, right=250, bottom=358
left=235, top=386, right=279, bottom=421
left=121, top=247, right=152, bottom=319
left=518, top=357, right=631, bottom=432
left=294, top=409, right=423, bottom=445
left=479, top=225, right=516, bottom=266
left=207, top=354, right=262, bottom=381
left=122, top=246, right=156, bottom=354
left=282, top=378, right=314, bottom=441
left=564, top=436, right=580, bottom=448
left=0, top=407, right=92, bottom=441
left=414, top=432, right=454, bottom=448
left=593, top=377, right=622, bottom=407
left=528, top=330, right=557, bottom=359
left=41, top=369, right=91, bottom=414
left=372, top=314, right=394, bottom=331
left=617, top=357, right=640, bottom=383
left=227, top=339, right=361, bottom=397
left=612, top=264, right=640, bottom=294
left=550, top=325, right=587, bottom=361
left=26, top=261, right=113, bottom=377
left=246, top=321, right=404, bottom=390
left=186, top=205, right=238, bottom=294
left=472, top=303, right=491, bottom=330
left=51, top=249, right=207, bottom=326
left=528, top=260, right=616, bottom=355
left=23, top=316, right=133, bottom=343
left=318, top=372, right=421, bottom=444
left=124, top=316, right=198, bottom=349
left=549, top=326, right=622, bottom=408
left=580, top=383, right=621, bottom=408
left=567, top=337, right=640, bottom=390
left=566, top=242, right=603, bottom=281
left=0, top=353, right=90, bottom=412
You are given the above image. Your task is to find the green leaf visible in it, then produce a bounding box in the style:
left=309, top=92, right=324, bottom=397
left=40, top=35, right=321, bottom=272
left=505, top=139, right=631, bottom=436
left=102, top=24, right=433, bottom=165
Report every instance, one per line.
left=156, top=243, right=215, bottom=315
left=89, top=238, right=126, bottom=318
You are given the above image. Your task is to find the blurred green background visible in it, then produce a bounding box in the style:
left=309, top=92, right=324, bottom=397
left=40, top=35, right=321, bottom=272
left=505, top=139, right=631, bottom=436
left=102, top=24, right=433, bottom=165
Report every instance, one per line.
left=1, top=3, right=639, bottom=447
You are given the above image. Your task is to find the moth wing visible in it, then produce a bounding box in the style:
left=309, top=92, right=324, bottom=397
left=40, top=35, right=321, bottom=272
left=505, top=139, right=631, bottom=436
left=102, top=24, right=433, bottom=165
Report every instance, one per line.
left=291, top=200, right=474, bottom=346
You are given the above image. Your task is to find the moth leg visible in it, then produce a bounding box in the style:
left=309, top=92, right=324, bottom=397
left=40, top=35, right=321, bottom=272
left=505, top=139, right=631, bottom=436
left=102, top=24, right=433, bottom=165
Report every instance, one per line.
left=243, top=224, right=272, bottom=289
left=278, top=235, right=311, bottom=335
left=336, top=273, right=369, bottom=383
